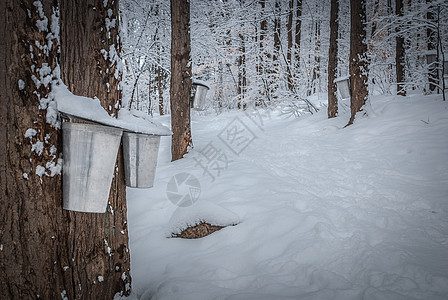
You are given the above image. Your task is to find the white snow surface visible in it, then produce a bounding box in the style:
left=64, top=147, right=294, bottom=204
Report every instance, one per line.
left=128, top=94, right=448, bottom=300
left=53, top=84, right=171, bottom=136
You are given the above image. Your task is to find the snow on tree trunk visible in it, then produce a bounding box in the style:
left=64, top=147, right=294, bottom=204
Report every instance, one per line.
left=59, top=0, right=132, bottom=298
left=0, top=1, right=63, bottom=298
left=328, top=0, right=339, bottom=118
left=170, top=0, right=192, bottom=161
left=348, top=0, right=369, bottom=126
left=1, top=0, right=130, bottom=298
left=158, top=66, right=165, bottom=115
left=237, top=31, right=247, bottom=110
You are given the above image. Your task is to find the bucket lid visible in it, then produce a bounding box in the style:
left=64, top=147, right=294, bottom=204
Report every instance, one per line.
left=192, top=79, right=210, bottom=90
left=55, top=84, right=172, bottom=136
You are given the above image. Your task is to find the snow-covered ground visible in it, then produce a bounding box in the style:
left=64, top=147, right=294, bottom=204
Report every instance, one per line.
left=127, top=94, right=448, bottom=300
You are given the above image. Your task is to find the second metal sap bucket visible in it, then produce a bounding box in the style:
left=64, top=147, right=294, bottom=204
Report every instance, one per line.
left=122, top=132, right=161, bottom=188
left=191, top=81, right=210, bottom=110
left=62, top=122, right=122, bottom=213
left=335, top=76, right=351, bottom=100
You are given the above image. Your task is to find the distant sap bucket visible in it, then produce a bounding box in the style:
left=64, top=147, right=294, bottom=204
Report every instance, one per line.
left=335, top=76, right=351, bottom=100
left=191, top=81, right=210, bottom=111
left=122, top=132, right=161, bottom=188
left=425, top=50, right=437, bottom=65
left=62, top=122, right=122, bottom=213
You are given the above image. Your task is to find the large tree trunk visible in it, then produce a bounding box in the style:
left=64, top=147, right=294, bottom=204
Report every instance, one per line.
left=396, top=0, right=406, bottom=96
left=170, top=0, right=192, bottom=161
left=59, top=0, right=132, bottom=298
left=1, top=0, right=131, bottom=299
left=328, top=0, right=339, bottom=118
left=0, top=1, right=63, bottom=298
left=348, top=0, right=369, bottom=126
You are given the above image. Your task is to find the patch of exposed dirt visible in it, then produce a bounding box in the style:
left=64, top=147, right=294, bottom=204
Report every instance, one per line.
left=171, top=222, right=235, bottom=239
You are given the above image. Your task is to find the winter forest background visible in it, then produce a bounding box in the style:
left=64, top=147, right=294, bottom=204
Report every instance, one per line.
left=122, top=0, right=447, bottom=116
left=1, top=0, right=448, bottom=299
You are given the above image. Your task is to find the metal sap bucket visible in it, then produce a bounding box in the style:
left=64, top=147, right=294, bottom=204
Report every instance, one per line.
left=62, top=122, right=122, bottom=213
left=191, top=82, right=210, bottom=110
left=425, top=50, right=437, bottom=65
left=122, top=132, right=161, bottom=188
left=335, top=76, right=351, bottom=100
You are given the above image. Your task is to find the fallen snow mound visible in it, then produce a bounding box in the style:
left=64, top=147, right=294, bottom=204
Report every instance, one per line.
left=166, top=201, right=240, bottom=237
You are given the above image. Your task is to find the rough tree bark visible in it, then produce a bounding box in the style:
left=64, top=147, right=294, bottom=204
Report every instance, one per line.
left=60, top=0, right=132, bottom=298
left=170, top=0, right=192, bottom=161
left=0, top=1, right=63, bottom=298
left=328, top=0, right=339, bottom=118
left=396, top=0, right=406, bottom=96
left=1, top=0, right=131, bottom=299
left=348, top=0, right=369, bottom=126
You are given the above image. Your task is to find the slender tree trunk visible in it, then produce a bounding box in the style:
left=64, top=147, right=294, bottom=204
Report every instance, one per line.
left=295, top=0, right=303, bottom=70
left=426, top=0, right=437, bottom=92
left=271, top=0, right=281, bottom=99
left=312, top=19, right=321, bottom=94
left=158, top=66, right=165, bottom=115
left=1, top=0, right=131, bottom=298
left=348, top=0, right=369, bottom=125
left=148, top=70, right=152, bottom=114
left=218, top=62, right=224, bottom=108
left=237, top=33, right=247, bottom=110
left=59, top=0, right=132, bottom=298
left=286, top=0, right=294, bottom=91
left=328, top=0, right=339, bottom=118
left=396, top=0, right=406, bottom=96
left=273, top=1, right=281, bottom=65
left=258, top=0, right=271, bottom=104
left=259, top=0, right=267, bottom=69
left=371, top=0, right=379, bottom=38
left=170, top=0, right=192, bottom=161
